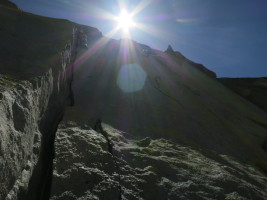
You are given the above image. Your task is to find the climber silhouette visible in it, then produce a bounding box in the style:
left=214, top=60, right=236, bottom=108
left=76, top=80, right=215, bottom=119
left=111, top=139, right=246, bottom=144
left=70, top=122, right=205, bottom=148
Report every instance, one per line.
left=94, top=119, right=103, bottom=132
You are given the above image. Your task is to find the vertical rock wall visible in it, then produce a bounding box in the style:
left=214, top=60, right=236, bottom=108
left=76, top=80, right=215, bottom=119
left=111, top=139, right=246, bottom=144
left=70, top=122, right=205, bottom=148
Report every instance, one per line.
left=0, top=44, right=72, bottom=199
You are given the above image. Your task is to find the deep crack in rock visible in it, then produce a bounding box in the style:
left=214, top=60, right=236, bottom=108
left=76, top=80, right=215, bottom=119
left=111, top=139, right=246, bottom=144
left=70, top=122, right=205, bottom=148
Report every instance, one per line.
left=93, top=119, right=122, bottom=200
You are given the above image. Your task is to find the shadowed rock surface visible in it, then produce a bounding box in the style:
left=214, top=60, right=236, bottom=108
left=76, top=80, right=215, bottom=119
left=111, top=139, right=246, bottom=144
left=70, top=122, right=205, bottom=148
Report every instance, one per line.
left=50, top=34, right=267, bottom=199
left=219, top=77, right=267, bottom=113
left=65, top=38, right=267, bottom=164
left=0, top=0, right=19, bottom=10
left=0, top=2, right=267, bottom=200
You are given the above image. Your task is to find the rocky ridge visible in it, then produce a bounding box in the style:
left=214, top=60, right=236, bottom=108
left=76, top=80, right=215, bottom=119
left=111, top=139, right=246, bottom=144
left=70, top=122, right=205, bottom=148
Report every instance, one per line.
left=165, top=45, right=216, bottom=79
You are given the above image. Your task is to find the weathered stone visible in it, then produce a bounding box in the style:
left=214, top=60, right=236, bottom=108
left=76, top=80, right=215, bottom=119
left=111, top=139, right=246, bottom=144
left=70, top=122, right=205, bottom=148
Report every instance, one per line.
left=0, top=5, right=74, bottom=199
left=1, top=2, right=267, bottom=200
left=50, top=122, right=267, bottom=199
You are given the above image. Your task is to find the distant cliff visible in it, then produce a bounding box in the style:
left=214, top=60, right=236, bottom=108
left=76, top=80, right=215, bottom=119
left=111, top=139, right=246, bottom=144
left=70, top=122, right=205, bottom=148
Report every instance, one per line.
left=219, top=77, right=267, bottom=113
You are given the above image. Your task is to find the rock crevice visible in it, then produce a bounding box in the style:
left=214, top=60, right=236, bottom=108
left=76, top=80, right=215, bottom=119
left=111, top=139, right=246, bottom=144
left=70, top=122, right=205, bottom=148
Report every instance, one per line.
left=50, top=122, right=267, bottom=199
left=93, top=119, right=122, bottom=200
left=0, top=5, right=75, bottom=198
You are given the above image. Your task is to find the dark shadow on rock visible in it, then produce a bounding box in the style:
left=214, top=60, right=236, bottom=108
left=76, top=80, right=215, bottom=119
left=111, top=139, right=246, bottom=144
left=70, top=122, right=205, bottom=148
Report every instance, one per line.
left=263, top=139, right=267, bottom=152
left=93, top=118, right=103, bottom=132
left=0, top=0, right=20, bottom=10
left=24, top=102, right=66, bottom=200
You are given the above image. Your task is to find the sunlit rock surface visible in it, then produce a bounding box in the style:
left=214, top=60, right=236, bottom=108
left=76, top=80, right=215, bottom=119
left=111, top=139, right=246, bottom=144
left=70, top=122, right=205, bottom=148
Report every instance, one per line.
left=50, top=118, right=267, bottom=199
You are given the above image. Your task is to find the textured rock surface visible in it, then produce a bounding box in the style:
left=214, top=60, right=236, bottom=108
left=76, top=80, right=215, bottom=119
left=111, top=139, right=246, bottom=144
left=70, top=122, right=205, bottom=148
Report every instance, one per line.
left=49, top=35, right=267, bottom=198
left=51, top=119, right=267, bottom=199
left=0, top=5, right=74, bottom=199
left=0, top=51, right=71, bottom=200
left=69, top=38, right=267, bottom=164
left=1, top=2, right=267, bottom=200
left=50, top=34, right=267, bottom=199
left=219, top=77, right=267, bottom=113
left=50, top=121, right=120, bottom=200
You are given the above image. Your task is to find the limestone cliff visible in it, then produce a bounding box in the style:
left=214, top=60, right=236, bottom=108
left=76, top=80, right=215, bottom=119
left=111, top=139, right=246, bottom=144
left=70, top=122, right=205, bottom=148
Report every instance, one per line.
left=1, top=3, right=267, bottom=200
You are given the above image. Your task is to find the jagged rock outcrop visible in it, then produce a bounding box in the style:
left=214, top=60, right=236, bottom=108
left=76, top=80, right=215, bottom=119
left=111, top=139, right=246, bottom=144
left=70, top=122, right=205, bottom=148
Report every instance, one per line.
left=50, top=117, right=267, bottom=199
left=165, top=44, right=175, bottom=54
left=219, top=77, right=267, bottom=113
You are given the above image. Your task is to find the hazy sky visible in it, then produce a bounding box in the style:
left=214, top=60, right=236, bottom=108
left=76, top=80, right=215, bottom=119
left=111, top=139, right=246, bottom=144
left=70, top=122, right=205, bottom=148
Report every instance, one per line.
left=11, top=0, right=267, bottom=77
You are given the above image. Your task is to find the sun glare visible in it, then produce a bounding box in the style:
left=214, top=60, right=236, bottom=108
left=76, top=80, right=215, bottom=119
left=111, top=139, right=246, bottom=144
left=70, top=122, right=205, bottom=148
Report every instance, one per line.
left=90, top=1, right=160, bottom=40
left=116, top=10, right=135, bottom=32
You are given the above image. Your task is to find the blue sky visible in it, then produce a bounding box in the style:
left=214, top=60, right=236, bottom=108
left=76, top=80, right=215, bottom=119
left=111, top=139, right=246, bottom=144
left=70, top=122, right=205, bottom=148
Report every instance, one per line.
left=11, top=0, right=267, bottom=77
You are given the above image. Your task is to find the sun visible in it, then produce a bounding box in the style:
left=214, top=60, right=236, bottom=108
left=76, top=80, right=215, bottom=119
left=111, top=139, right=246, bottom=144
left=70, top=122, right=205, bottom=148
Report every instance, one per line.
left=116, top=9, right=135, bottom=32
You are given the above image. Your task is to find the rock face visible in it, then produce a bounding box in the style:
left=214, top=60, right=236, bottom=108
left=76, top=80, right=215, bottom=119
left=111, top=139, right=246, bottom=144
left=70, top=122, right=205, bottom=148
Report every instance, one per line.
left=1, top=3, right=267, bottom=200
left=50, top=118, right=267, bottom=199
left=66, top=38, right=267, bottom=163
left=0, top=5, right=74, bottom=199
left=219, top=77, right=267, bottom=113
left=0, top=5, right=102, bottom=199
left=49, top=33, right=267, bottom=199
left=0, top=0, right=20, bottom=10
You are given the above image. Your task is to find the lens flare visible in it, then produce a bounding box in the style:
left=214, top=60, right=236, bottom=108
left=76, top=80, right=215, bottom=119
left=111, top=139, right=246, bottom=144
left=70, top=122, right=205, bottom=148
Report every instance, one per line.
left=116, top=9, right=135, bottom=32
